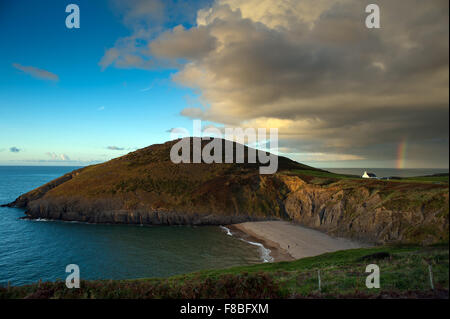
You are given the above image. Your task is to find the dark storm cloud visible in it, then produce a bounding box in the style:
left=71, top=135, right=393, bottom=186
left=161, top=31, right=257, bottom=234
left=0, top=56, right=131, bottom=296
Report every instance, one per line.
left=104, top=0, right=449, bottom=166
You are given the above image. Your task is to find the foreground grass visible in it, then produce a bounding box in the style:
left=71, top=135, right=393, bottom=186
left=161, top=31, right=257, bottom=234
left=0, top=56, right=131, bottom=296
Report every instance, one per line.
left=402, top=175, right=449, bottom=184
left=1, top=244, right=448, bottom=299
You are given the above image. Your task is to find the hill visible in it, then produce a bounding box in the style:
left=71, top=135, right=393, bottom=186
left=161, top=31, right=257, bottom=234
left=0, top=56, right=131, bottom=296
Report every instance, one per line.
left=3, top=138, right=449, bottom=244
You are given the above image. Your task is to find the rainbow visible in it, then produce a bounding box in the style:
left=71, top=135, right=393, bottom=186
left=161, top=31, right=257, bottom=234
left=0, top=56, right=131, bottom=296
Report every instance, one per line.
left=396, top=139, right=407, bottom=169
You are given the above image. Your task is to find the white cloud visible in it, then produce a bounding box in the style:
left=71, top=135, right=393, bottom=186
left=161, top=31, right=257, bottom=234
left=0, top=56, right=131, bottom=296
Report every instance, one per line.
left=46, top=152, right=71, bottom=161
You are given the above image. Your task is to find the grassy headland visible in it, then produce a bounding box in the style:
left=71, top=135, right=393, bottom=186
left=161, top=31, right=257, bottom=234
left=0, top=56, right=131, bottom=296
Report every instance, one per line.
left=3, top=138, right=448, bottom=245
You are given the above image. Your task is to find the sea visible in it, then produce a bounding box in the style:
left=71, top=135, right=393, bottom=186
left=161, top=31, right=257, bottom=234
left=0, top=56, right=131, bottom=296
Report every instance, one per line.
left=0, top=166, right=268, bottom=286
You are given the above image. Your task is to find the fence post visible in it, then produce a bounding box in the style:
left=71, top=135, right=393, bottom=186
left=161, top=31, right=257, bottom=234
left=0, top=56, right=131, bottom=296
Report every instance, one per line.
left=318, top=270, right=321, bottom=292
left=428, top=264, right=434, bottom=290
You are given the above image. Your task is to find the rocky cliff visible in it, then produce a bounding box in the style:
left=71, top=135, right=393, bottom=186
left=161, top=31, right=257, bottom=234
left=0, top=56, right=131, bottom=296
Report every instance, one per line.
left=3, top=138, right=448, bottom=245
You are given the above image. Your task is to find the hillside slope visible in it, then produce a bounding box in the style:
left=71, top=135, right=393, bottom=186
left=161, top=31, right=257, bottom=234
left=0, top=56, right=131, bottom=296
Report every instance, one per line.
left=3, top=138, right=449, bottom=244
left=1, top=244, right=448, bottom=298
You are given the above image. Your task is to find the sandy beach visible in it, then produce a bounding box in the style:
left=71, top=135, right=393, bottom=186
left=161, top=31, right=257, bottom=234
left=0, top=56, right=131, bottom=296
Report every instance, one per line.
left=230, top=221, right=367, bottom=262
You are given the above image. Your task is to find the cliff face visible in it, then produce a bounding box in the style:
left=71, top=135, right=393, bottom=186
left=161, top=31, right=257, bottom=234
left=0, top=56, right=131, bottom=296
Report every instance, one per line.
left=4, top=139, right=448, bottom=245
left=280, top=176, right=448, bottom=244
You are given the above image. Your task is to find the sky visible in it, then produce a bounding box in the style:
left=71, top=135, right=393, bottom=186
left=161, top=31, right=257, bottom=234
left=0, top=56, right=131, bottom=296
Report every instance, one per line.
left=0, top=0, right=448, bottom=168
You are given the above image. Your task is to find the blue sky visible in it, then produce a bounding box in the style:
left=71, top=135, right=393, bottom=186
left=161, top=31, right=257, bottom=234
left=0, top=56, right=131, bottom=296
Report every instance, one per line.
left=0, top=0, right=448, bottom=168
left=0, top=0, right=206, bottom=165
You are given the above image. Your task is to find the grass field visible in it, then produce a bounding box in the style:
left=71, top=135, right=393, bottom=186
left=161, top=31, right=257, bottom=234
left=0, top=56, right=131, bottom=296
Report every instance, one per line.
left=289, top=169, right=449, bottom=185
left=1, top=244, right=448, bottom=299
left=290, top=169, right=359, bottom=179
left=402, top=175, right=449, bottom=184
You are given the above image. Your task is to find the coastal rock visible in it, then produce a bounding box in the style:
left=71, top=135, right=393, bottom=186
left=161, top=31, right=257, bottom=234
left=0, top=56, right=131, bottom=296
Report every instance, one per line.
left=281, top=177, right=448, bottom=244
left=4, top=139, right=449, bottom=245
